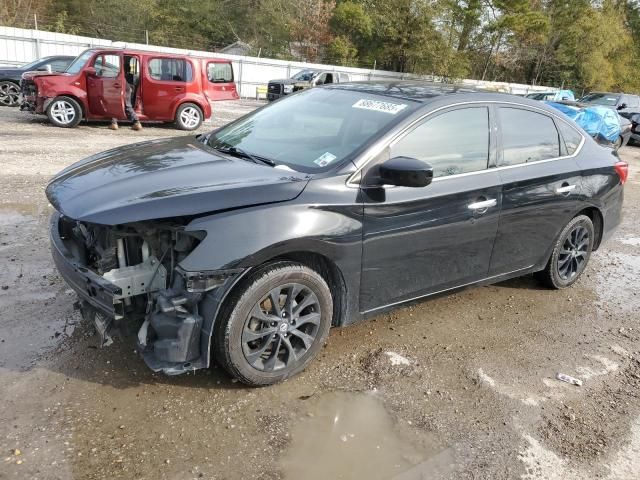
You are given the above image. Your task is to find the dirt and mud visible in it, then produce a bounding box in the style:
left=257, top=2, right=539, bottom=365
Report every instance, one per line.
left=1, top=103, right=639, bottom=480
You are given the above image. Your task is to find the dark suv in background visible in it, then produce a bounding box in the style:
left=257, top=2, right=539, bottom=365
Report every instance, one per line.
left=579, top=92, right=640, bottom=114
left=267, top=69, right=350, bottom=101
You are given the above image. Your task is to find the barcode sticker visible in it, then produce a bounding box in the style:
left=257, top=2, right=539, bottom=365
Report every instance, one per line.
left=313, top=152, right=337, bottom=167
left=352, top=99, right=408, bottom=115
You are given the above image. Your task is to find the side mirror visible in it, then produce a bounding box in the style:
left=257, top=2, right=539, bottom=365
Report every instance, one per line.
left=379, top=156, right=433, bottom=188
left=618, top=103, right=627, bottom=110
left=84, top=66, right=97, bottom=76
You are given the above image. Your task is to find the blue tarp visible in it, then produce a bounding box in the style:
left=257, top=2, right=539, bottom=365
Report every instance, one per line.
left=546, top=102, right=620, bottom=142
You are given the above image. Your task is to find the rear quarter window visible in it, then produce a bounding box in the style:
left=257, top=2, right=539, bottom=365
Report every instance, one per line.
left=556, top=121, right=583, bottom=155
left=148, top=58, right=193, bottom=82
left=207, top=62, right=233, bottom=83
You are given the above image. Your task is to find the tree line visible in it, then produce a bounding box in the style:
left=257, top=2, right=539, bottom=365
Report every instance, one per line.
left=3, top=0, right=640, bottom=93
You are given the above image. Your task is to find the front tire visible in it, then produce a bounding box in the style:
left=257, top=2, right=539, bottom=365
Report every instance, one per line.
left=174, top=103, right=203, bottom=130
left=46, top=96, right=82, bottom=128
left=538, top=215, right=594, bottom=289
left=0, top=81, right=20, bottom=107
left=214, top=262, right=333, bottom=386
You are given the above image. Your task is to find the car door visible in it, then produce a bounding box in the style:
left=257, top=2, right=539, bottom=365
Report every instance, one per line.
left=87, top=53, right=125, bottom=119
left=204, top=61, right=238, bottom=100
left=144, top=57, right=193, bottom=119
left=488, top=105, right=584, bottom=275
left=359, top=105, right=502, bottom=313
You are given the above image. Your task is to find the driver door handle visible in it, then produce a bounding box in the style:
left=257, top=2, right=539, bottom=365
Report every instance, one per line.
left=468, top=199, right=497, bottom=210
left=555, top=184, right=576, bottom=194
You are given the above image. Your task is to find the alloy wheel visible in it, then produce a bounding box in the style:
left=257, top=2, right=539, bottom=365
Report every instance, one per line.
left=179, top=106, right=201, bottom=129
left=0, top=82, right=20, bottom=106
left=242, top=283, right=321, bottom=372
left=557, top=225, right=590, bottom=280
left=50, top=100, right=76, bottom=125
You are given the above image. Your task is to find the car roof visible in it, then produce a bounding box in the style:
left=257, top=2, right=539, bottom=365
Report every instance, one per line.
left=326, top=81, right=554, bottom=107
left=41, top=55, right=76, bottom=60
left=79, top=47, right=231, bottom=62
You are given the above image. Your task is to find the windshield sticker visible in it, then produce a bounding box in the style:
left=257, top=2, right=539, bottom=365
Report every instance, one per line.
left=352, top=99, right=408, bottom=115
left=313, top=152, right=337, bottom=167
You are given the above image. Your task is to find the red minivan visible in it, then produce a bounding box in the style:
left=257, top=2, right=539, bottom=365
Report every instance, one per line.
left=20, top=48, right=238, bottom=130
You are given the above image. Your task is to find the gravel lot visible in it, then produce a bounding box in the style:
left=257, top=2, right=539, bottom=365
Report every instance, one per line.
left=1, top=102, right=640, bottom=480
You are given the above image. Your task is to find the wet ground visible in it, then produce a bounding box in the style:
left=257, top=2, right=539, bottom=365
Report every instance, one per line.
left=1, top=103, right=640, bottom=479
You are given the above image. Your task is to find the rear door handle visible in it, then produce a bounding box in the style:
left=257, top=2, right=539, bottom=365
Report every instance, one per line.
left=113, top=83, right=121, bottom=88
left=555, top=184, right=576, bottom=194
left=468, top=199, right=497, bottom=210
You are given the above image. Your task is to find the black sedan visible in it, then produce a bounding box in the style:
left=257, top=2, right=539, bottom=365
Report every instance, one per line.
left=46, top=82, right=627, bottom=385
left=0, top=55, right=75, bottom=107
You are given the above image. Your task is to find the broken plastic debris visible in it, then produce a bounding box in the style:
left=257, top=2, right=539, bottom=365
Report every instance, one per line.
left=384, top=351, right=411, bottom=366
left=556, top=373, right=583, bottom=386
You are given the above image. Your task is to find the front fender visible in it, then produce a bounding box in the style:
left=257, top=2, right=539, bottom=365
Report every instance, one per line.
left=180, top=202, right=363, bottom=272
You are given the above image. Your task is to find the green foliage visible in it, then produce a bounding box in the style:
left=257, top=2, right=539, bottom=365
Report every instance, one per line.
left=11, top=0, right=640, bottom=92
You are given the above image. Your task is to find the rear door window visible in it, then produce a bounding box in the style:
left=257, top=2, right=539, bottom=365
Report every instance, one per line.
left=148, top=58, right=193, bottom=82
left=207, top=62, right=233, bottom=83
left=391, top=107, right=490, bottom=178
left=499, top=107, right=560, bottom=165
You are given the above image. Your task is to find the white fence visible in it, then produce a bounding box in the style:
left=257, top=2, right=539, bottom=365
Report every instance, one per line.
left=0, top=26, right=555, bottom=98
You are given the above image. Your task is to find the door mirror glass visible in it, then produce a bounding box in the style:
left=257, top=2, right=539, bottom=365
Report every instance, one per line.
left=84, top=66, right=97, bottom=76
left=379, top=156, right=433, bottom=187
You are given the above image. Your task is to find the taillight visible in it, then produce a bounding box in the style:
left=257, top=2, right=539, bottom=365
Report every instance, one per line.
left=614, top=161, right=629, bottom=185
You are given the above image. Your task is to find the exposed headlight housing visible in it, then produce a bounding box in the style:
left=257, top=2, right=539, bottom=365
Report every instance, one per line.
left=177, top=267, right=243, bottom=293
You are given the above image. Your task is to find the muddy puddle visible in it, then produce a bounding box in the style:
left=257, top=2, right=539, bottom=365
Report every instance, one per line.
left=281, top=391, right=454, bottom=480
left=0, top=205, right=76, bottom=371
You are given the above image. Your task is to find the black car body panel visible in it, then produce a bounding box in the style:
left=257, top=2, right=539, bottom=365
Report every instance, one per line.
left=46, top=136, right=310, bottom=224
left=47, top=82, right=625, bottom=376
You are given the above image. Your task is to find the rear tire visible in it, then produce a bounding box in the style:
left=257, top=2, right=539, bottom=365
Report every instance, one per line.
left=214, top=262, right=333, bottom=386
left=614, top=136, right=623, bottom=151
left=46, top=96, right=82, bottom=128
left=537, top=215, right=594, bottom=289
left=174, top=103, right=203, bottom=130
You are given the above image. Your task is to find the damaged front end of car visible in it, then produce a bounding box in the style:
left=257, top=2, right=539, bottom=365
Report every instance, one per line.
left=51, top=213, right=240, bottom=374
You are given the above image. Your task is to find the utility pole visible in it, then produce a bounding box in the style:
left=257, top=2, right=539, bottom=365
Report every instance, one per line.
left=145, top=30, right=149, bottom=45
left=34, top=14, right=38, bottom=30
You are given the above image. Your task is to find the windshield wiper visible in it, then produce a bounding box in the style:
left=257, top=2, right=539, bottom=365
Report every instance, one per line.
left=213, top=145, right=276, bottom=167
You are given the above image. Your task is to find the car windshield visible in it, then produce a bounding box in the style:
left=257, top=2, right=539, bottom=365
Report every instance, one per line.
left=65, top=51, right=94, bottom=74
left=579, top=93, right=620, bottom=106
left=208, top=88, right=419, bottom=173
left=20, top=59, right=44, bottom=70
left=292, top=70, right=317, bottom=81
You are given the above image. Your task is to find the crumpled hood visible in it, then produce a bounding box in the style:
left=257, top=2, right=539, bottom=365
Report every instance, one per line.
left=46, top=136, right=310, bottom=225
